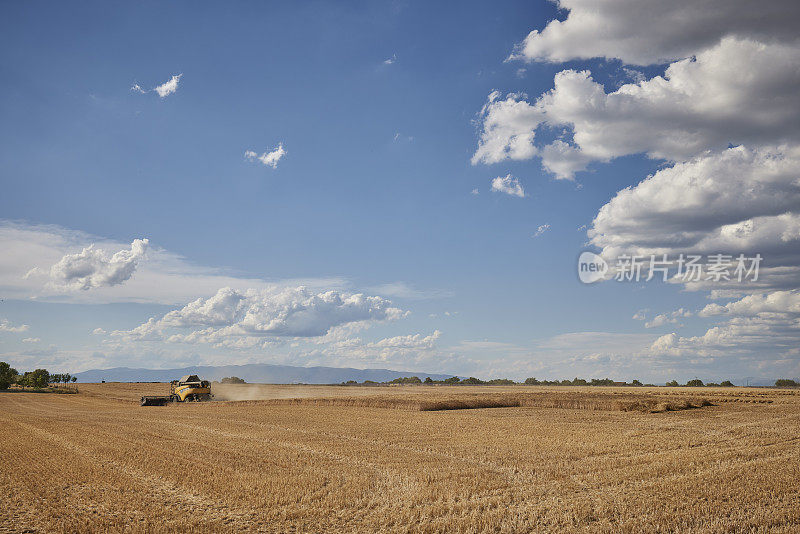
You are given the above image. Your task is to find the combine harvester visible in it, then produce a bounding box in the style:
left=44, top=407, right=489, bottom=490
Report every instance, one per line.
left=140, top=375, right=213, bottom=406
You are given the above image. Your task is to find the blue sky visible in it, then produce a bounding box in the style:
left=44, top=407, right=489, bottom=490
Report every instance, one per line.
left=2, top=1, right=799, bottom=383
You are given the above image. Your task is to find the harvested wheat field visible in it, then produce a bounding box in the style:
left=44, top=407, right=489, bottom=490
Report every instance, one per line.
left=2, top=385, right=800, bottom=533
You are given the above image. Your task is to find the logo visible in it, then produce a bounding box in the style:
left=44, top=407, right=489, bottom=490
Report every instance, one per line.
left=578, top=252, right=608, bottom=284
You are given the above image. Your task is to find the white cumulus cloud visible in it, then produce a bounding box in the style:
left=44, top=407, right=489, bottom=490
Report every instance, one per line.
left=588, top=145, right=800, bottom=291
left=509, top=0, right=800, bottom=65
left=485, top=1, right=800, bottom=371
left=28, top=239, right=149, bottom=291
left=649, top=291, right=800, bottom=362
left=245, top=144, right=286, bottom=168
left=643, top=309, right=691, bottom=329
left=472, top=91, right=541, bottom=165
left=474, top=38, right=800, bottom=178
left=154, top=74, right=182, bottom=98
left=490, top=174, right=525, bottom=198
left=114, top=286, right=407, bottom=345
left=650, top=333, right=677, bottom=353
left=699, top=291, right=800, bottom=317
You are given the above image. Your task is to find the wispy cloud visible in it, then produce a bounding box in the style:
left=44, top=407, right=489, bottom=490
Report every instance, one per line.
left=367, top=281, right=452, bottom=300
left=0, top=221, right=347, bottom=305
left=0, top=319, right=29, bottom=333
left=533, top=224, right=550, bottom=238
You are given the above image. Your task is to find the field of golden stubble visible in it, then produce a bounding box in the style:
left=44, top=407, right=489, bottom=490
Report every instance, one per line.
left=1, top=384, right=800, bottom=533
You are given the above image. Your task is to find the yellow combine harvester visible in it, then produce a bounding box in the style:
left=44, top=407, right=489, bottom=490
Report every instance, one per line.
left=140, top=375, right=213, bottom=406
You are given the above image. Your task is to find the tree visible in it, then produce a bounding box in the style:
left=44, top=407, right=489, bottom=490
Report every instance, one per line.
left=390, top=376, right=422, bottom=385
left=589, top=378, right=614, bottom=386
left=221, top=376, right=246, bottom=384
left=631, top=379, right=643, bottom=386
left=666, top=380, right=679, bottom=387
left=686, top=379, right=704, bottom=387
left=15, top=373, right=28, bottom=388
left=460, top=377, right=485, bottom=385
left=24, top=369, right=50, bottom=389
left=48, top=373, right=71, bottom=387
left=524, top=377, right=540, bottom=385
left=720, top=380, right=734, bottom=387
left=0, top=361, right=18, bottom=390
left=71, top=376, right=77, bottom=383
left=775, top=379, right=799, bottom=388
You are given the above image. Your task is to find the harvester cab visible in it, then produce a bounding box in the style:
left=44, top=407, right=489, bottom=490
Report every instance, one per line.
left=170, top=375, right=212, bottom=402
left=140, top=375, right=213, bottom=406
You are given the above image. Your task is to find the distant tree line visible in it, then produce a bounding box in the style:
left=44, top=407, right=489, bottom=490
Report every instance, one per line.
left=341, top=376, right=645, bottom=386
left=340, top=376, right=519, bottom=386
left=775, top=379, right=799, bottom=388
left=51, top=373, right=77, bottom=386
left=665, top=379, right=735, bottom=387
left=336, top=375, right=772, bottom=388
left=524, top=377, right=631, bottom=386
left=0, top=362, right=77, bottom=391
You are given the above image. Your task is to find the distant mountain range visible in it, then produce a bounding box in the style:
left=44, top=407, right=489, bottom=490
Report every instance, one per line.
left=73, top=363, right=455, bottom=384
